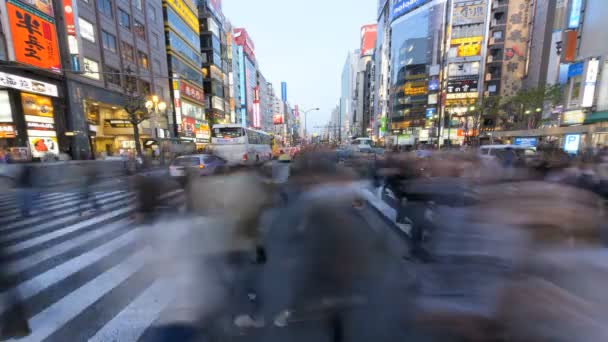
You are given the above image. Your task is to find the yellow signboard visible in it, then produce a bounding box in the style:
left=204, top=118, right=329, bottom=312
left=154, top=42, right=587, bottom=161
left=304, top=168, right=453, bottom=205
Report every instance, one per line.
left=165, top=0, right=199, bottom=34
left=451, top=36, right=483, bottom=45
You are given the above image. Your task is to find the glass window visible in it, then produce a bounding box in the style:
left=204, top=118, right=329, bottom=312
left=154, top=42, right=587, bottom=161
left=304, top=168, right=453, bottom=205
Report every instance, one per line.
left=105, top=65, right=121, bottom=86
left=211, top=35, right=221, bottom=54
left=166, top=8, right=199, bottom=48
left=125, top=75, right=137, bottom=91
left=79, top=18, right=95, bottom=42
left=140, top=80, right=151, bottom=94
left=168, top=31, right=202, bottom=65
left=212, top=127, right=244, bottom=138
left=134, top=20, right=146, bottom=40
left=151, top=32, right=160, bottom=48
left=148, top=6, right=157, bottom=21
left=133, top=0, right=141, bottom=10
left=139, top=51, right=149, bottom=69
left=171, top=55, right=203, bottom=84
left=101, top=31, right=117, bottom=53
left=121, top=41, right=134, bottom=62
left=97, top=0, right=113, bottom=18
left=118, top=8, right=130, bottom=29
left=153, top=59, right=161, bottom=73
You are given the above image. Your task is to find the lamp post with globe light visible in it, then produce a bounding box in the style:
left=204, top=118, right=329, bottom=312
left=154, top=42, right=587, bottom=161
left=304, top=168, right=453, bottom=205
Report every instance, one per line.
left=145, top=95, right=168, bottom=164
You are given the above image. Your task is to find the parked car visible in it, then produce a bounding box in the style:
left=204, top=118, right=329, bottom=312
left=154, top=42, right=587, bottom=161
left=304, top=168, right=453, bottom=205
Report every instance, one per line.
left=169, top=154, right=226, bottom=180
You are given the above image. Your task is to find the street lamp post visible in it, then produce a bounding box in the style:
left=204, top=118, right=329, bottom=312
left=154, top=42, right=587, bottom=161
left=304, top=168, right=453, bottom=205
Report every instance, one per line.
left=145, top=95, right=168, bottom=164
left=302, top=107, right=320, bottom=143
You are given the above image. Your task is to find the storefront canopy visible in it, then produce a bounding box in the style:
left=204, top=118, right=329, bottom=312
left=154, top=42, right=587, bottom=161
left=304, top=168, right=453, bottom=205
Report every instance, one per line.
left=584, top=111, right=608, bottom=124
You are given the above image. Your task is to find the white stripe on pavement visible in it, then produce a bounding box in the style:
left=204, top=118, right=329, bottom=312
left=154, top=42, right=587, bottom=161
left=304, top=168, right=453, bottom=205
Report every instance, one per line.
left=88, top=280, right=174, bottom=342
left=0, top=193, right=133, bottom=239
left=0, top=192, right=72, bottom=210
left=0, top=193, right=85, bottom=222
left=4, top=205, right=132, bottom=251
left=0, top=229, right=139, bottom=315
left=0, top=191, right=127, bottom=231
left=4, top=219, right=132, bottom=275
left=19, top=250, right=148, bottom=342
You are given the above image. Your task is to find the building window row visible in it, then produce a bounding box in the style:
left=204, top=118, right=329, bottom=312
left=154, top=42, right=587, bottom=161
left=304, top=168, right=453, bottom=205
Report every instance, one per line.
left=166, top=8, right=199, bottom=49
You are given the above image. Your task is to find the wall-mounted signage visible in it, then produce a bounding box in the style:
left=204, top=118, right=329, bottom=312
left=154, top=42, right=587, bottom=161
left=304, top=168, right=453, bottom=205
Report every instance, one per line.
left=452, top=2, right=486, bottom=25
left=0, top=91, right=13, bottom=122
left=104, top=119, right=133, bottom=128
left=0, top=124, right=16, bottom=138
left=0, top=72, right=58, bottom=97
left=568, top=0, right=582, bottom=29
left=447, top=78, right=479, bottom=93
left=564, top=134, right=581, bottom=153
left=582, top=58, right=600, bottom=107
left=180, top=82, right=204, bottom=102
left=562, top=109, right=586, bottom=125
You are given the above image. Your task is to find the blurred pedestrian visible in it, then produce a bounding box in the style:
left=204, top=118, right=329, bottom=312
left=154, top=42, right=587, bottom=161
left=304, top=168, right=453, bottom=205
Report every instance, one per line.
left=134, top=175, right=162, bottom=224
left=16, top=165, right=36, bottom=218
left=78, top=165, right=100, bottom=215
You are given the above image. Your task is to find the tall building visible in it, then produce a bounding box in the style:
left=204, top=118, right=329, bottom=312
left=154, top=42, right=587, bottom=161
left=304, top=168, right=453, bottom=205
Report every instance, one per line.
left=163, top=0, right=206, bottom=146
left=388, top=0, right=448, bottom=146
left=374, top=0, right=391, bottom=141
left=340, top=50, right=359, bottom=140
left=233, top=28, right=257, bottom=127
left=199, top=0, right=228, bottom=125
left=68, top=0, right=170, bottom=158
left=353, top=24, right=377, bottom=138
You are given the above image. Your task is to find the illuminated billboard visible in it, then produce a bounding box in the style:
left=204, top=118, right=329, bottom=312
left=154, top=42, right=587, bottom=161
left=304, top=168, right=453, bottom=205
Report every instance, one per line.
left=360, top=24, right=378, bottom=57
left=234, top=28, right=255, bottom=61
left=7, top=1, right=61, bottom=72
left=244, top=56, right=256, bottom=126
left=391, top=0, right=430, bottom=22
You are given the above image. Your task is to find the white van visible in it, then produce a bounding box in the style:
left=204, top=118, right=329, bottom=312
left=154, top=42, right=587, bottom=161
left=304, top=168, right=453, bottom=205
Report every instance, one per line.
left=479, top=144, right=537, bottom=162
left=210, top=125, right=272, bottom=165
left=352, top=138, right=373, bottom=152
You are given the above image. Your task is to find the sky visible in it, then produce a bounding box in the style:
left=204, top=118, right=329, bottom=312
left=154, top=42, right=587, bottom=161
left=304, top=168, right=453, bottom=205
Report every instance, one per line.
left=222, top=0, right=376, bottom=134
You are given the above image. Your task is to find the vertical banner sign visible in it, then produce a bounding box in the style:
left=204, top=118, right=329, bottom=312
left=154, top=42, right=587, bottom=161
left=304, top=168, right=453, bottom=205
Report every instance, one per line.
left=568, top=0, right=582, bottom=29
left=281, top=82, right=287, bottom=102
left=63, top=0, right=81, bottom=71
left=582, top=58, right=600, bottom=108
left=6, top=0, right=61, bottom=72
left=172, top=76, right=182, bottom=132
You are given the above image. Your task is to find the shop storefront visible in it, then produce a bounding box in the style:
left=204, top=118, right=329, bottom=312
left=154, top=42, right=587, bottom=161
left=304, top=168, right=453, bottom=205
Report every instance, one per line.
left=0, top=71, right=63, bottom=161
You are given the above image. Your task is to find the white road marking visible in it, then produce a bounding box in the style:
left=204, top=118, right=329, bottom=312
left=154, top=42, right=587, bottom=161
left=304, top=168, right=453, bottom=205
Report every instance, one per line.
left=20, top=250, right=148, bottom=342
left=88, top=279, right=174, bottom=342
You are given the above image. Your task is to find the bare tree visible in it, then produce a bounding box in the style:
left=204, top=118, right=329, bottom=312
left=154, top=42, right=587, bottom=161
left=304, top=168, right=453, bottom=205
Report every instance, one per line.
left=122, top=78, right=150, bottom=159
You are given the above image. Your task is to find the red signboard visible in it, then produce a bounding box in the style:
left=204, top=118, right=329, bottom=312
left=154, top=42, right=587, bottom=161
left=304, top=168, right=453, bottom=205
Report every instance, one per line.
left=234, top=28, right=255, bottom=61
left=273, top=115, right=284, bottom=125
left=7, top=1, right=61, bottom=72
left=563, top=30, right=578, bottom=63
left=180, top=82, right=204, bottom=103
left=360, top=24, right=377, bottom=57
left=64, top=0, right=75, bottom=35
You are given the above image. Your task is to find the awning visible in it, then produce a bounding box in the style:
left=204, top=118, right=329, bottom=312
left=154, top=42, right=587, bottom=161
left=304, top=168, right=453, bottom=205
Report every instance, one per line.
left=584, top=111, right=608, bottom=124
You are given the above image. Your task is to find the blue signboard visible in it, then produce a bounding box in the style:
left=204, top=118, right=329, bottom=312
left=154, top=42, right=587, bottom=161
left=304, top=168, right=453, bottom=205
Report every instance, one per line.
left=425, top=107, right=436, bottom=118
left=391, top=0, right=430, bottom=21
left=281, top=82, right=287, bottom=102
left=568, top=62, right=584, bottom=79
left=514, top=137, right=538, bottom=147
left=428, top=78, right=439, bottom=91
left=568, top=0, right=583, bottom=29
left=564, top=134, right=581, bottom=154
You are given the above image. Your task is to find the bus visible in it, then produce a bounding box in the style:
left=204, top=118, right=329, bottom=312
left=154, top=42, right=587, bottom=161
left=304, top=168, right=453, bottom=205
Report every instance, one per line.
left=210, top=124, right=273, bottom=165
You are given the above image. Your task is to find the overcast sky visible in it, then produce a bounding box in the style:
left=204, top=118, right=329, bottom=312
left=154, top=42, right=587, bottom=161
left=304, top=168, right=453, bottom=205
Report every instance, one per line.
left=222, top=0, right=376, bottom=133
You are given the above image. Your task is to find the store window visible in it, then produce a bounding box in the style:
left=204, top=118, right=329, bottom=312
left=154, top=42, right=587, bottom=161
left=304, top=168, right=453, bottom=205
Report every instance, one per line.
left=118, top=8, right=131, bottom=30
left=134, top=20, right=146, bottom=41
left=121, top=41, right=135, bottom=62
left=97, top=0, right=113, bottom=18
left=139, top=51, right=149, bottom=69
left=105, top=65, right=121, bottom=86
left=101, top=31, right=117, bottom=53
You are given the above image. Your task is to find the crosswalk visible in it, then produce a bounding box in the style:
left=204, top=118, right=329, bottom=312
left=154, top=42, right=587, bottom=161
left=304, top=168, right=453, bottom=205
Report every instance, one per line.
left=0, top=187, right=187, bottom=341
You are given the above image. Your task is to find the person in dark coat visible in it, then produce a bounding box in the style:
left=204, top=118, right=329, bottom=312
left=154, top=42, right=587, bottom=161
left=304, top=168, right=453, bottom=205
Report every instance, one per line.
left=16, top=165, right=36, bottom=218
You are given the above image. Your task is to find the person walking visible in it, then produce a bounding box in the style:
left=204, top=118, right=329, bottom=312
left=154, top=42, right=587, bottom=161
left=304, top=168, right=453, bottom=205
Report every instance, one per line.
left=16, top=165, right=35, bottom=218
left=78, top=165, right=100, bottom=215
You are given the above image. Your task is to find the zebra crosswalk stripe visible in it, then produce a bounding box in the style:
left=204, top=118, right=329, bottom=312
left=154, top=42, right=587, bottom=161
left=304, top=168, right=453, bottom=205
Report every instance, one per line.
left=20, top=250, right=148, bottom=342
left=88, top=279, right=175, bottom=342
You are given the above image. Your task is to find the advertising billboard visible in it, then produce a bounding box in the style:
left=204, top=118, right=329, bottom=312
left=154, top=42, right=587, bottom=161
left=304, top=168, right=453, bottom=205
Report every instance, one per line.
left=360, top=24, right=378, bottom=57
left=273, top=114, right=284, bottom=125
left=7, top=1, right=61, bottom=72
left=568, top=0, right=582, bottom=29
left=166, top=0, right=199, bottom=34
left=180, top=81, right=204, bottom=103
left=447, top=78, right=479, bottom=93
left=234, top=28, right=255, bottom=61
left=0, top=72, right=58, bottom=96
left=63, top=0, right=82, bottom=71
left=244, top=56, right=256, bottom=124
left=582, top=58, right=600, bottom=107
left=29, top=136, right=58, bottom=157
left=16, top=0, right=53, bottom=18
left=452, top=2, right=486, bottom=26
left=392, top=0, right=430, bottom=22
left=451, top=36, right=483, bottom=57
